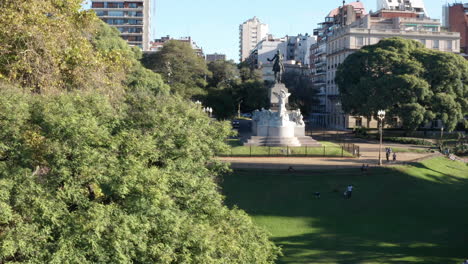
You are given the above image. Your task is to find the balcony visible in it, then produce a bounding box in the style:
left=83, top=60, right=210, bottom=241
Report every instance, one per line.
left=314, top=80, right=326, bottom=86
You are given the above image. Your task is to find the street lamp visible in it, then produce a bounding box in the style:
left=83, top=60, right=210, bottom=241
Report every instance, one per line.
left=377, top=110, right=386, bottom=166
left=238, top=100, right=243, bottom=119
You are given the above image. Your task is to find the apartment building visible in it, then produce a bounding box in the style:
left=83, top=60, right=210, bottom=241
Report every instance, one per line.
left=148, top=35, right=204, bottom=57
left=239, top=17, right=269, bottom=62
left=310, top=1, right=366, bottom=128
left=326, top=9, right=460, bottom=129
left=443, top=3, right=468, bottom=55
left=205, top=53, right=226, bottom=62
left=91, top=0, right=152, bottom=51
left=377, top=0, right=427, bottom=17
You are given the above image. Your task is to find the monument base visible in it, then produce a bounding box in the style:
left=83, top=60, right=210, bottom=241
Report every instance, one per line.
left=244, top=136, right=321, bottom=147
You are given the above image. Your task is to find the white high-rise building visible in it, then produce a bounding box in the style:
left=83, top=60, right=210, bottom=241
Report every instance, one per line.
left=239, top=17, right=269, bottom=62
left=377, top=0, right=427, bottom=17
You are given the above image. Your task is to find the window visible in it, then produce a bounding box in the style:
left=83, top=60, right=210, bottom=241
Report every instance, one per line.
left=92, top=2, right=104, bottom=8
left=447, top=40, right=452, bottom=50
left=355, top=117, right=362, bottom=127
left=108, top=11, right=124, bottom=17
left=433, top=39, right=439, bottom=49
left=356, top=37, right=364, bottom=47
left=107, top=2, right=124, bottom=8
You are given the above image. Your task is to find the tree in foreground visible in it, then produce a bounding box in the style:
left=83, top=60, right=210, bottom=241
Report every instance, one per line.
left=0, top=0, right=280, bottom=262
left=336, top=37, right=468, bottom=131
left=0, top=84, right=280, bottom=263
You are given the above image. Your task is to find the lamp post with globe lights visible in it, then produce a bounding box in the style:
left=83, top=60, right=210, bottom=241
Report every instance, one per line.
left=377, top=110, right=386, bottom=166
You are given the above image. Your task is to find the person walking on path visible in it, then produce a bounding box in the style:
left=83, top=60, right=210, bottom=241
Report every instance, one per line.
left=393, top=152, right=397, bottom=162
left=346, top=185, right=353, bottom=199
left=386, top=151, right=390, bottom=162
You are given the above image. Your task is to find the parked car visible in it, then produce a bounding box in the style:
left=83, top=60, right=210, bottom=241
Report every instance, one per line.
left=232, top=120, right=240, bottom=129
left=241, top=113, right=252, bottom=119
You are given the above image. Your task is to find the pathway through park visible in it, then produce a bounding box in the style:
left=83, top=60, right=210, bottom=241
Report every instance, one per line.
left=218, top=129, right=439, bottom=170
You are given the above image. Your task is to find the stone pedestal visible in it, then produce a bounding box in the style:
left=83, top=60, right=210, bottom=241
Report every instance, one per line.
left=269, top=83, right=288, bottom=111
left=244, top=85, right=321, bottom=147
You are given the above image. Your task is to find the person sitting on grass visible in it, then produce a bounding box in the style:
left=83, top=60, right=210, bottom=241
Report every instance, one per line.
left=346, top=184, right=354, bottom=199
left=288, top=166, right=295, bottom=172
left=314, top=192, right=321, bottom=199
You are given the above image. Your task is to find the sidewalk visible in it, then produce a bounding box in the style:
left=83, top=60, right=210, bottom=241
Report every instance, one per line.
left=219, top=131, right=438, bottom=170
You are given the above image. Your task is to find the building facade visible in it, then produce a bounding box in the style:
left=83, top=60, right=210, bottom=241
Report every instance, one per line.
left=239, top=17, right=269, bottom=62
left=148, top=35, right=204, bottom=57
left=325, top=10, right=460, bottom=129
left=91, top=0, right=153, bottom=51
left=377, top=0, right=427, bottom=17
left=443, top=3, right=468, bottom=55
left=205, top=53, right=226, bottom=62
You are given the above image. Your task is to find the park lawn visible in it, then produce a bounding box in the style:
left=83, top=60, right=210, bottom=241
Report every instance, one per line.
left=222, top=140, right=353, bottom=157
left=221, top=157, right=468, bottom=264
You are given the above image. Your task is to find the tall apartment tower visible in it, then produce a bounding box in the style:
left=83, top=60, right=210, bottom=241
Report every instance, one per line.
left=239, top=17, right=269, bottom=62
left=377, top=0, right=427, bottom=17
left=91, top=0, right=153, bottom=51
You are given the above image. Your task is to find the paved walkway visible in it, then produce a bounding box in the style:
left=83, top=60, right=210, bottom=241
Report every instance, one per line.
left=219, top=130, right=440, bottom=170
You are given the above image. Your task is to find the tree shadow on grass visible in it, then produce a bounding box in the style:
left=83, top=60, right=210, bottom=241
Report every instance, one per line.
left=221, top=159, right=468, bottom=264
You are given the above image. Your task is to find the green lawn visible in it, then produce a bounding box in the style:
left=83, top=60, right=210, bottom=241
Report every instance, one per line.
left=221, top=140, right=353, bottom=157
left=221, top=157, right=468, bottom=264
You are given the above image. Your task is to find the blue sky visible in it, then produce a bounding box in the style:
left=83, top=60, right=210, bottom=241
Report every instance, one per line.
left=84, top=0, right=457, bottom=61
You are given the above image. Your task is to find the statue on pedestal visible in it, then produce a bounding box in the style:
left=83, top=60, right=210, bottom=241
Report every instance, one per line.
left=273, top=89, right=291, bottom=123
left=267, top=50, right=285, bottom=83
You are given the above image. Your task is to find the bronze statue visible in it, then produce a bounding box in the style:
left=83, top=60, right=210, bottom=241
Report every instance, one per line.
left=267, top=50, right=284, bottom=83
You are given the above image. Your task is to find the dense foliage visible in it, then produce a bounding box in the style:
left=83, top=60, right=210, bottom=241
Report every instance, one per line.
left=201, top=61, right=268, bottom=119
left=336, top=37, right=468, bottom=131
left=142, top=41, right=210, bottom=99
left=283, top=71, right=320, bottom=117
left=0, top=0, right=280, bottom=262
left=0, top=86, right=279, bottom=263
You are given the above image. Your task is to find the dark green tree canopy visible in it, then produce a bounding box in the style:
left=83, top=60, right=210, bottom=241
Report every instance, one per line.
left=142, top=40, right=210, bottom=99
left=207, top=60, right=240, bottom=89
left=283, top=71, right=320, bottom=117
left=336, top=37, right=468, bottom=131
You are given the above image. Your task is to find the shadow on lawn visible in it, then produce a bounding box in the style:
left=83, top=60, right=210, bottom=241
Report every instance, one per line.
left=221, top=160, right=468, bottom=264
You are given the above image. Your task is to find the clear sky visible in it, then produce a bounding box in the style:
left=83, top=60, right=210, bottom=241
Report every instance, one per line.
left=84, top=0, right=458, bottom=61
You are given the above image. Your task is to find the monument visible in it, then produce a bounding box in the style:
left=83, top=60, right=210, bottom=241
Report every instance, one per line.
left=245, top=51, right=321, bottom=147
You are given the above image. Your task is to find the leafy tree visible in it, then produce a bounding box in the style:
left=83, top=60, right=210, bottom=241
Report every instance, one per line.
left=0, top=0, right=118, bottom=93
left=239, top=63, right=263, bottom=82
left=207, top=60, right=240, bottom=89
left=0, top=85, right=280, bottom=263
left=0, top=0, right=280, bottom=262
left=282, top=71, right=320, bottom=117
left=336, top=37, right=468, bottom=131
left=0, top=0, right=168, bottom=97
left=90, top=24, right=170, bottom=95
left=142, top=40, right=210, bottom=99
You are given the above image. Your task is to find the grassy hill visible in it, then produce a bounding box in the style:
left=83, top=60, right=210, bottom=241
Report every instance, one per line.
left=222, top=157, right=468, bottom=264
